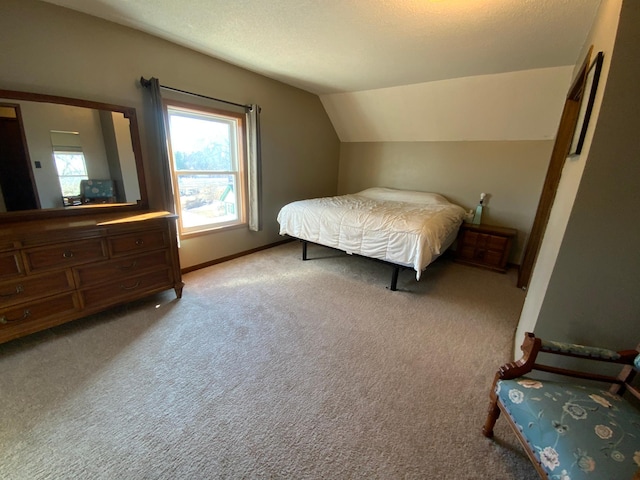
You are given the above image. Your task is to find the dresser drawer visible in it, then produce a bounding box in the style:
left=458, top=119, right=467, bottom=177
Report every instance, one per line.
left=81, top=268, right=173, bottom=309
left=0, top=240, right=17, bottom=252
left=24, top=239, right=107, bottom=273
left=0, top=270, right=74, bottom=308
left=0, top=252, right=23, bottom=280
left=74, top=250, right=170, bottom=288
left=108, top=230, right=168, bottom=258
left=0, top=292, right=78, bottom=331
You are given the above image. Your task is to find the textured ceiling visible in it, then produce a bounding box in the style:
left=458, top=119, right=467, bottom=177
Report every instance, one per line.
left=41, top=0, right=602, bottom=95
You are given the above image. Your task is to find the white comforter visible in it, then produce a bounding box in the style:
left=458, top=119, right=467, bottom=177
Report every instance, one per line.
left=277, top=187, right=466, bottom=279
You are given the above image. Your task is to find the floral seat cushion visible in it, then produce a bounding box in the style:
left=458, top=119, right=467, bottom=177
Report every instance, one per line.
left=497, top=377, right=640, bottom=479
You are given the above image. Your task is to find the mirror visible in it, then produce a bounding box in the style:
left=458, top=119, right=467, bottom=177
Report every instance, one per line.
left=0, top=89, right=148, bottom=222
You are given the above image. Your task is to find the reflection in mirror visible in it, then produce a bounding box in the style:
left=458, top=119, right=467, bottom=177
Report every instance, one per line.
left=0, top=98, right=141, bottom=213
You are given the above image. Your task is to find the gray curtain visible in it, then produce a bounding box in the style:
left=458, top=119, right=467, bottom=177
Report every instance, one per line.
left=142, top=77, right=175, bottom=214
left=142, top=77, right=262, bottom=228
left=247, top=104, right=262, bottom=231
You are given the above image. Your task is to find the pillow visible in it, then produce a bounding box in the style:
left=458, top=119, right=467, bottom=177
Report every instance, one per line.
left=356, top=187, right=451, bottom=205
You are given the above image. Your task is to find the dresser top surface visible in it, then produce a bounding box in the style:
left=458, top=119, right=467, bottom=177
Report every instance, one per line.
left=0, top=211, right=176, bottom=240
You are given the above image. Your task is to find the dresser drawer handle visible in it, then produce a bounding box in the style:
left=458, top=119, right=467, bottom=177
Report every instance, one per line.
left=120, top=280, right=141, bottom=291
left=62, top=250, right=74, bottom=259
left=118, top=261, right=138, bottom=270
left=0, top=284, right=24, bottom=297
left=135, top=239, right=144, bottom=246
left=0, top=309, right=31, bottom=324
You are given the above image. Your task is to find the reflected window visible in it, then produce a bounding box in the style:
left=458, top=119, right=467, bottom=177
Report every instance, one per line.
left=165, top=102, right=246, bottom=236
left=50, top=131, right=88, bottom=197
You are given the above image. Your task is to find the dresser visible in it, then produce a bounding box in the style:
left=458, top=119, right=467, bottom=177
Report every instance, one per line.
left=0, top=211, right=183, bottom=344
left=454, top=223, right=517, bottom=273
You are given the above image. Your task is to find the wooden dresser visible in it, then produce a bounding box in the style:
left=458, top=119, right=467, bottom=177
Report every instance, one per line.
left=454, top=223, right=517, bottom=273
left=0, top=211, right=183, bottom=344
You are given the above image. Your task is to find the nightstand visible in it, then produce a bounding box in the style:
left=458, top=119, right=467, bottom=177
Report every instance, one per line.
left=454, top=223, right=517, bottom=273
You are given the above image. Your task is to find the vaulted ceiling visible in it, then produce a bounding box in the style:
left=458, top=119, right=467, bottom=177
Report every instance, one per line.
left=41, top=0, right=602, bottom=95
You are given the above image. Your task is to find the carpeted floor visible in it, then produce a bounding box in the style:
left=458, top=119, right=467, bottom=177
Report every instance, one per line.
left=0, top=241, right=538, bottom=479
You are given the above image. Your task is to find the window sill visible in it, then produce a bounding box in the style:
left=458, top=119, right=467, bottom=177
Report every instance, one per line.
left=179, top=221, right=248, bottom=239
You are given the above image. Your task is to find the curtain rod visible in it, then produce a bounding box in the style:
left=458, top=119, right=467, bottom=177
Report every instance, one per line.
left=140, top=76, right=252, bottom=110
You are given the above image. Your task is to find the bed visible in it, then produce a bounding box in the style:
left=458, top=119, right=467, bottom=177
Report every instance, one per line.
left=277, top=187, right=467, bottom=290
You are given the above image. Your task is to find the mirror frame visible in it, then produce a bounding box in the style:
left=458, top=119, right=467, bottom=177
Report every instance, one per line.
left=0, top=89, right=148, bottom=224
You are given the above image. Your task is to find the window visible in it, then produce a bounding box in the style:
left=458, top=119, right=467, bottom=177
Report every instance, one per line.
left=50, top=131, right=88, bottom=197
left=165, top=102, right=246, bottom=236
left=54, top=151, right=88, bottom=196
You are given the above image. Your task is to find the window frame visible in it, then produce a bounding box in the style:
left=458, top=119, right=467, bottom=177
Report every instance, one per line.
left=53, top=149, right=89, bottom=197
left=164, top=100, right=248, bottom=239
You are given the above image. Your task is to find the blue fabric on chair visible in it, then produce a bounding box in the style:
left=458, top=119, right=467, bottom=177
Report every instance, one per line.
left=81, top=179, right=114, bottom=198
left=496, top=377, right=640, bottom=479
left=541, top=339, right=621, bottom=360
left=635, top=354, right=640, bottom=371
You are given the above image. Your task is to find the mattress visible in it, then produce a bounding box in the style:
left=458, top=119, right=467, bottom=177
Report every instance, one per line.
left=277, top=187, right=466, bottom=279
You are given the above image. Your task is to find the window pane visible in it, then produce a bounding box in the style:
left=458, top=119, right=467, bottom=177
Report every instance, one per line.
left=58, top=176, right=86, bottom=196
left=177, top=174, right=238, bottom=228
left=54, top=152, right=88, bottom=196
left=54, top=153, right=88, bottom=176
left=168, top=111, right=234, bottom=172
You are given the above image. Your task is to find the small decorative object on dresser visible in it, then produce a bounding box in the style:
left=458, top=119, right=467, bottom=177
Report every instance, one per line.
left=454, top=223, right=517, bottom=273
left=0, top=211, right=183, bottom=344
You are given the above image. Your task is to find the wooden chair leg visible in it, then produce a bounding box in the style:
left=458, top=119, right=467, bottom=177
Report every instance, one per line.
left=482, top=395, right=501, bottom=438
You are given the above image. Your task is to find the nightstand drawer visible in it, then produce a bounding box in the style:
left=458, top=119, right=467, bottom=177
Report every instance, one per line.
left=455, top=224, right=517, bottom=273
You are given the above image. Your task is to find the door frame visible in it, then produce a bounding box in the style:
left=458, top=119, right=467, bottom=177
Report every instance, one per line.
left=517, top=46, right=593, bottom=289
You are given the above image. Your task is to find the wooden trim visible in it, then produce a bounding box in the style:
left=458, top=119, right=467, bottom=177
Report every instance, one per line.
left=0, top=88, right=149, bottom=223
left=163, top=99, right=247, bottom=238
left=180, top=238, right=294, bottom=274
left=517, top=46, right=593, bottom=289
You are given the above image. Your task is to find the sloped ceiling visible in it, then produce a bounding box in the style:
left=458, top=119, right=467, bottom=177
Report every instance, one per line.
left=41, top=0, right=601, bottom=95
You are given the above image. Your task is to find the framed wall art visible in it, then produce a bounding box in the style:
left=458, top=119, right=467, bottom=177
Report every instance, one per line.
left=569, top=51, right=604, bottom=156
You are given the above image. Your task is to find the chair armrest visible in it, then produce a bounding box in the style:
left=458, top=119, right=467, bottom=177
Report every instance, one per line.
left=497, top=333, right=639, bottom=383
left=540, top=339, right=638, bottom=364
left=541, top=339, right=621, bottom=360
left=497, top=332, right=542, bottom=380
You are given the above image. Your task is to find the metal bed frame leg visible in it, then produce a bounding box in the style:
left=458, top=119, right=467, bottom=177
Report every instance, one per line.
left=389, top=266, right=399, bottom=291
left=301, top=239, right=401, bottom=291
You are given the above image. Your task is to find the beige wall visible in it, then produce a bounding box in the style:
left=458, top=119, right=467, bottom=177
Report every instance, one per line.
left=331, top=63, right=574, bottom=268
left=0, top=0, right=340, bottom=269
left=339, top=140, right=553, bottom=264
left=515, top=0, right=623, bottom=347
left=322, top=67, right=573, bottom=142
left=517, top=0, right=640, bottom=351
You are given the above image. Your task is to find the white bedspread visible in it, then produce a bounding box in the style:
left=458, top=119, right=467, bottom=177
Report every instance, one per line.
left=277, top=188, right=466, bottom=279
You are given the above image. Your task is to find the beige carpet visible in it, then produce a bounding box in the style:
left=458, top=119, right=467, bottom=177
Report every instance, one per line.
left=0, top=241, right=537, bottom=479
